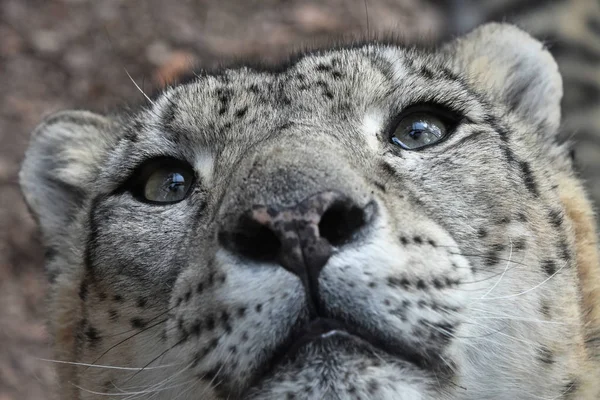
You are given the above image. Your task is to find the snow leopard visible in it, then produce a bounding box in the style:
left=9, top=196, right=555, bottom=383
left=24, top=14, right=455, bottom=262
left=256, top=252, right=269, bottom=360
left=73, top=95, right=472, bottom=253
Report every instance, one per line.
left=19, top=23, right=600, bottom=399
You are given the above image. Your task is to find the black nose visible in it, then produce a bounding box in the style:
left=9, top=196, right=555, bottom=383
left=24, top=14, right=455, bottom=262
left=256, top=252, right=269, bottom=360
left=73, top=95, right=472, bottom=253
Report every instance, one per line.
left=219, top=191, right=371, bottom=281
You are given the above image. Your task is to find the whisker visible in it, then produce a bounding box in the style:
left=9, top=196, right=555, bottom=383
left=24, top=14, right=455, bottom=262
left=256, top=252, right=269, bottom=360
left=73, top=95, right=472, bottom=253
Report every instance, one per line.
left=125, top=68, right=155, bottom=105
left=35, top=358, right=178, bottom=371
left=86, top=318, right=168, bottom=370
left=122, top=337, right=187, bottom=385
left=479, top=261, right=567, bottom=300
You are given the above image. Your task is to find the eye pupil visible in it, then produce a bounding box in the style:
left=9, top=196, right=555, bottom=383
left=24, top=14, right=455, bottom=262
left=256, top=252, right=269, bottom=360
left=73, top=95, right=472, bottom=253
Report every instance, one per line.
left=409, top=129, right=423, bottom=140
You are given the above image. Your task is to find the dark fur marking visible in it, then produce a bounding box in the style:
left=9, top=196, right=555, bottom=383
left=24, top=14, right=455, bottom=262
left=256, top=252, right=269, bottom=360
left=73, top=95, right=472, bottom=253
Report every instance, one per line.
left=519, top=161, right=539, bottom=196
left=131, top=317, right=147, bottom=329
left=546, top=210, right=563, bottom=231
left=514, top=238, right=527, bottom=250
left=484, top=249, right=500, bottom=266
left=79, top=281, right=88, bottom=301
left=191, top=320, right=202, bottom=336
left=108, top=309, right=119, bottom=322
left=538, top=346, right=554, bottom=364
left=206, top=314, right=216, bottom=330
left=562, top=379, right=579, bottom=398
left=558, top=239, right=571, bottom=262
left=137, top=297, right=147, bottom=308
left=540, top=301, right=551, bottom=318
left=85, top=325, right=101, bottom=347
left=542, top=259, right=557, bottom=276
left=316, top=63, right=332, bottom=72
left=419, top=66, right=435, bottom=80
left=44, top=246, right=58, bottom=262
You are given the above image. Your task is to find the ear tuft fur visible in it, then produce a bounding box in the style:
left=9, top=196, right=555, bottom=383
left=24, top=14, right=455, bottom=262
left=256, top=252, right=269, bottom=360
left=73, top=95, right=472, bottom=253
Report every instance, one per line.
left=20, top=110, right=115, bottom=241
left=448, top=23, right=563, bottom=133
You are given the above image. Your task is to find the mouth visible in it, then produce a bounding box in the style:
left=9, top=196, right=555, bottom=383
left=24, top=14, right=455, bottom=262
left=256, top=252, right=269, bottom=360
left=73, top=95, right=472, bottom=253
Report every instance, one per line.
left=252, top=317, right=430, bottom=383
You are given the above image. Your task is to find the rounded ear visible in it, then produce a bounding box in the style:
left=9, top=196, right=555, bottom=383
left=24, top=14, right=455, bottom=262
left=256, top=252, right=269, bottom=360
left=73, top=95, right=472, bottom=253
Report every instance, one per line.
left=19, top=110, right=116, bottom=241
left=446, top=23, right=563, bottom=134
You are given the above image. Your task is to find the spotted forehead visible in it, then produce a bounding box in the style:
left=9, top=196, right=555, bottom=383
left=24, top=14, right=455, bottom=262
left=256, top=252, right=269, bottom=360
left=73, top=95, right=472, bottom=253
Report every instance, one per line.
left=153, top=45, right=402, bottom=141
left=118, top=43, right=482, bottom=172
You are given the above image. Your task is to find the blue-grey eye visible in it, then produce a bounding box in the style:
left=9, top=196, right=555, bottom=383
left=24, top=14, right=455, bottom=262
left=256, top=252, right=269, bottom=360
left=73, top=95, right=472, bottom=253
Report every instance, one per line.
left=391, top=112, right=449, bottom=150
left=144, top=169, right=192, bottom=203
left=129, top=158, right=195, bottom=204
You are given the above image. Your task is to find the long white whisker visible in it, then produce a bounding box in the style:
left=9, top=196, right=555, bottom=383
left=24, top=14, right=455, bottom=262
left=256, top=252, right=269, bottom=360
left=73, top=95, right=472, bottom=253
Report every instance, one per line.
left=480, top=261, right=567, bottom=300
left=35, top=358, right=177, bottom=370
left=125, top=68, right=155, bottom=105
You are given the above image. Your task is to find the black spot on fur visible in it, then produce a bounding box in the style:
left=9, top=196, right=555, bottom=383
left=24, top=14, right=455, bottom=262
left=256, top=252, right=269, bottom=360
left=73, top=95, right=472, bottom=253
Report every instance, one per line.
left=44, top=246, right=58, bottom=262
left=542, top=259, right=557, bottom=276
left=255, top=303, right=263, bottom=313
left=131, top=317, right=147, bottom=329
left=85, top=325, right=101, bottom=347
left=400, top=236, right=409, bottom=245
left=540, top=301, right=551, bottom=318
left=388, top=276, right=410, bottom=289
left=235, top=106, right=248, bottom=118
left=137, top=297, right=147, bottom=308
left=477, top=227, right=488, bottom=238
left=113, top=294, right=124, bottom=303
left=191, top=320, right=202, bottom=336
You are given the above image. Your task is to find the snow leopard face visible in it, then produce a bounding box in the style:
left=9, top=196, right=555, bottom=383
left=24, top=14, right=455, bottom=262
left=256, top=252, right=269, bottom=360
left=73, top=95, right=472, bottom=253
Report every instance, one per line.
left=19, top=23, right=600, bottom=399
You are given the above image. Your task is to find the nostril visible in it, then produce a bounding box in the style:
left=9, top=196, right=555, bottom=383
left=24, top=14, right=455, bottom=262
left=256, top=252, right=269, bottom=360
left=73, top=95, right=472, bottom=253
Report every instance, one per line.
left=318, top=200, right=366, bottom=247
left=219, top=214, right=281, bottom=262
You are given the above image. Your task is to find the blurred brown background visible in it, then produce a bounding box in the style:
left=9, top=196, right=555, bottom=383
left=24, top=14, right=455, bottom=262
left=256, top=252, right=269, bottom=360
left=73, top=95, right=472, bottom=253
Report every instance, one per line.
left=0, top=1, right=597, bottom=399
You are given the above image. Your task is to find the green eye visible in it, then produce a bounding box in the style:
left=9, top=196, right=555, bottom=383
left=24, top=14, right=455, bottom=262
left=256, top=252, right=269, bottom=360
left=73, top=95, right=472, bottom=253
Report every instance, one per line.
left=390, top=105, right=458, bottom=150
left=131, top=158, right=194, bottom=204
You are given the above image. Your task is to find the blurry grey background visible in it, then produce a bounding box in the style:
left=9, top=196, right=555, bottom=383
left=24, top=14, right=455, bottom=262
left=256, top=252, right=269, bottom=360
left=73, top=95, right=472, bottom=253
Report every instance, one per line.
left=0, top=1, right=597, bottom=399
